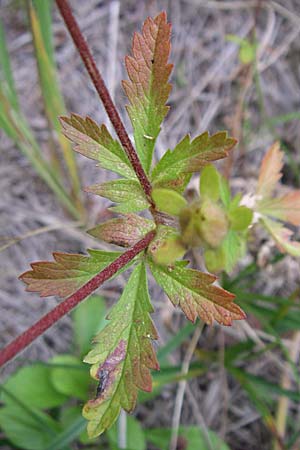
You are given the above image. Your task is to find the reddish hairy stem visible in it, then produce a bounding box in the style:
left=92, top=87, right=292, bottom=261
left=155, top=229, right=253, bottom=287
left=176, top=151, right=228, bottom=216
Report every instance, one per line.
left=0, top=231, right=155, bottom=367
left=55, top=0, right=153, bottom=206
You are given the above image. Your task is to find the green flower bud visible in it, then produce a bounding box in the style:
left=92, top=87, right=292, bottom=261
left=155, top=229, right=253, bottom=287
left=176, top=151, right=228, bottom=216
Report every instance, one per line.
left=148, top=226, right=186, bottom=265
left=195, top=200, right=228, bottom=248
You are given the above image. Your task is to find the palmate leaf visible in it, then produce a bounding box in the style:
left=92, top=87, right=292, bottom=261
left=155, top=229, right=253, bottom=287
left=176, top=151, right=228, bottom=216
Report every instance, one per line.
left=122, top=12, right=172, bottom=173
left=149, top=259, right=245, bottom=325
left=20, top=250, right=125, bottom=298
left=83, top=263, right=159, bottom=438
left=255, top=142, right=300, bottom=256
left=256, top=142, right=300, bottom=223
left=258, top=192, right=300, bottom=226
left=85, top=179, right=149, bottom=213
left=60, top=114, right=136, bottom=179
left=262, top=218, right=300, bottom=257
left=151, top=132, right=237, bottom=192
left=257, top=142, right=283, bottom=198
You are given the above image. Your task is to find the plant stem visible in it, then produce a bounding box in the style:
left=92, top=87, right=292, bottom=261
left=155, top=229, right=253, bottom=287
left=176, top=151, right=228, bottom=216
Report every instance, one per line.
left=55, top=0, right=153, bottom=206
left=0, top=231, right=155, bottom=367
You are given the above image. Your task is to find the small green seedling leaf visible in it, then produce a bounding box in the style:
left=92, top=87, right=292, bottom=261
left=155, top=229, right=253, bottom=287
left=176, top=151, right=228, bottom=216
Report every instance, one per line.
left=0, top=405, right=60, bottom=450
left=20, top=250, right=124, bottom=298
left=239, top=41, right=256, bottom=64
left=152, top=187, right=187, bottom=215
left=60, top=114, right=136, bottom=179
left=152, top=132, right=237, bottom=192
left=226, top=34, right=256, bottom=64
left=50, top=355, right=90, bottom=401
left=123, top=12, right=172, bottom=173
left=83, top=263, right=159, bottom=438
left=149, top=259, right=245, bottom=325
left=1, top=365, right=66, bottom=409
left=88, top=214, right=155, bottom=248
left=86, top=179, right=149, bottom=213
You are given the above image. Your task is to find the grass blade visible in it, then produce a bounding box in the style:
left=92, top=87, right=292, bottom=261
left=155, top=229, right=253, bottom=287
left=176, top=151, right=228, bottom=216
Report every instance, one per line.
left=0, top=385, right=56, bottom=437
left=157, top=321, right=196, bottom=365
left=0, top=87, right=80, bottom=219
left=45, top=415, right=87, bottom=450
left=28, top=1, right=84, bottom=216
left=0, top=19, right=19, bottom=111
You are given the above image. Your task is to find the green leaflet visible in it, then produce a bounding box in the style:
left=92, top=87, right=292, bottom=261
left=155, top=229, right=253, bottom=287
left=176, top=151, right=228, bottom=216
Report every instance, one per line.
left=152, top=132, right=236, bottom=192
left=205, top=229, right=246, bottom=274
left=60, top=114, right=136, bottom=179
left=149, top=259, right=245, bottom=325
left=20, top=249, right=126, bottom=298
left=88, top=214, right=155, bottom=248
left=152, top=187, right=187, bottom=215
left=122, top=12, right=172, bottom=173
left=228, top=205, right=253, bottom=231
left=85, top=179, right=149, bottom=213
left=83, top=263, right=159, bottom=438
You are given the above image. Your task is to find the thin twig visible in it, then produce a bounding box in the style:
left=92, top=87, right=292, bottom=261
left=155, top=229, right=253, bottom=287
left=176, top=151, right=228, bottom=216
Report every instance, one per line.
left=186, top=0, right=258, bottom=10
left=106, top=1, right=120, bottom=105
left=219, top=329, right=229, bottom=444
left=0, top=220, right=82, bottom=252
left=118, top=409, right=127, bottom=449
left=169, top=324, right=205, bottom=450
left=185, top=385, right=215, bottom=450
left=0, top=230, right=155, bottom=367
left=55, top=0, right=153, bottom=206
left=274, top=331, right=300, bottom=450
